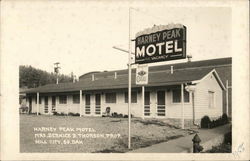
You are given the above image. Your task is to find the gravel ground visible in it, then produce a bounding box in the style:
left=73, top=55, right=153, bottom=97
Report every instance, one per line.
left=20, top=114, right=195, bottom=153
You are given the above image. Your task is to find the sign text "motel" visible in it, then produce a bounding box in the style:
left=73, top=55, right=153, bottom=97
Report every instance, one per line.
left=135, top=26, right=186, bottom=64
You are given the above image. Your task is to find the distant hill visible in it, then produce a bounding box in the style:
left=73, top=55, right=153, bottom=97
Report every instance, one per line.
left=19, top=65, right=73, bottom=88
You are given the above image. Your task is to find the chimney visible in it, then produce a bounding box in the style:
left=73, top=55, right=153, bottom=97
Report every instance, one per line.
left=187, top=55, right=192, bottom=62
left=92, top=74, right=95, bottom=81
left=171, top=66, right=174, bottom=74
left=114, top=72, right=117, bottom=79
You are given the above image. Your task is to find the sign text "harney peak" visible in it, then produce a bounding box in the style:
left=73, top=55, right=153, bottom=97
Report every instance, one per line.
left=135, top=24, right=186, bottom=64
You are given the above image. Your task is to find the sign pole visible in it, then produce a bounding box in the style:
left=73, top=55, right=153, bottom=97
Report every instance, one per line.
left=142, top=86, right=145, bottom=119
left=128, top=7, right=132, bottom=149
left=181, top=84, right=184, bottom=129
left=226, top=80, right=229, bottom=116
left=80, top=90, right=82, bottom=117
left=36, top=92, right=39, bottom=115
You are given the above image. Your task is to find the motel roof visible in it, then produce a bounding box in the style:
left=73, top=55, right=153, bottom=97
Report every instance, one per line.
left=23, top=57, right=231, bottom=94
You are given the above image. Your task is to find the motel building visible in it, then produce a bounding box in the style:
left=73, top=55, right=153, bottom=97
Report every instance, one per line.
left=22, top=57, right=232, bottom=126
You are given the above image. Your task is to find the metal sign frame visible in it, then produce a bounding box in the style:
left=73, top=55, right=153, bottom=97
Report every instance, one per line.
left=135, top=25, right=187, bottom=64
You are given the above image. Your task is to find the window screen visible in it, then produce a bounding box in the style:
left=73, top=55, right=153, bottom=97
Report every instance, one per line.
left=105, top=93, right=116, bottom=103
left=59, top=95, right=67, bottom=104
left=124, top=91, right=137, bottom=103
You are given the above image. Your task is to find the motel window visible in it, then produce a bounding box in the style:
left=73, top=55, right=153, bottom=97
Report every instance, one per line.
left=59, top=95, right=67, bottom=104
left=124, top=92, right=137, bottom=103
left=208, top=91, right=215, bottom=108
left=35, top=96, right=42, bottom=104
left=105, top=93, right=116, bottom=103
left=172, top=89, right=189, bottom=103
left=73, top=94, right=80, bottom=104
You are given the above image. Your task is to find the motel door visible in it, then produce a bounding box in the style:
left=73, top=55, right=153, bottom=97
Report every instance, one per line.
left=157, top=91, right=166, bottom=116
left=29, top=97, right=32, bottom=112
left=144, top=91, right=150, bottom=116
left=44, top=96, right=49, bottom=114
left=85, top=94, right=91, bottom=115
left=52, top=96, right=56, bottom=113
left=95, top=94, right=101, bottom=115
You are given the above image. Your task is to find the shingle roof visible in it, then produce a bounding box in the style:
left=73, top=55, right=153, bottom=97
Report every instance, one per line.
left=23, top=57, right=231, bottom=94
left=23, top=66, right=219, bottom=94
left=79, top=57, right=232, bottom=81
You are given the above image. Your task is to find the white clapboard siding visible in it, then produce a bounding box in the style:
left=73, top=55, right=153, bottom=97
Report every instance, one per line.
left=166, top=91, right=193, bottom=119
left=194, top=72, right=223, bottom=120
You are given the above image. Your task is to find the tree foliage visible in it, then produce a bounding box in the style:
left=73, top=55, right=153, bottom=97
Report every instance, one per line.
left=19, top=65, right=73, bottom=88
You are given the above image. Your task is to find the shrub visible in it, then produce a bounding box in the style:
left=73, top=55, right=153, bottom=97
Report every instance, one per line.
left=200, top=115, right=211, bottom=128
left=29, top=112, right=40, bottom=115
left=68, top=112, right=80, bottom=116
left=204, top=114, right=229, bottom=129
left=54, top=112, right=66, bottom=116
left=224, top=132, right=232, bottom=144
left=123, top=114, right=133, bottom=118
left=210, top=120, right=216, bottom=128
left=222, top=113, right=229, bottom=124
left=111, top=112, right=124, bottom=118
left=112, top=112, right=118, bottom=117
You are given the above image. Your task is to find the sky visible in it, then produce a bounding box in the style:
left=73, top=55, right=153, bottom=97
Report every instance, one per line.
left=3, top=1, right=231, bottom=78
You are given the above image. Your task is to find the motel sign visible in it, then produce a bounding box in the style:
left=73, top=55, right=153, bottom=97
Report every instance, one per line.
left=135, top=24, right=186, bottom=64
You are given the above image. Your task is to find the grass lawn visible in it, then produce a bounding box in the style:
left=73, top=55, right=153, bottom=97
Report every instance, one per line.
left=20, top=114, right=195, bottom=153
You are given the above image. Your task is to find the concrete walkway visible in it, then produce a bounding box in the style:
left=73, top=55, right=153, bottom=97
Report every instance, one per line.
left=129, top=124, right=231, bottom=153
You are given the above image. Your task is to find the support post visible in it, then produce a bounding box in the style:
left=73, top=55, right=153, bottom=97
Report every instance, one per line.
left=192, top=92, right=195, bottom=125
left=142, top=86, right=145, bottom=119
left=181, top=84, right=184, bottom=129
left=128, top=7, right=132, bottom=149
left=226, top=80, right=229, bottom=116
left=80, top=90, right=82, bottom=117
left=67, top=95, right=69, bottom=116
left=36, top=92, right=39, bottom=115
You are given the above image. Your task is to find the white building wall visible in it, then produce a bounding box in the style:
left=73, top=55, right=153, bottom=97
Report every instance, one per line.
left=166, top=90, right=193, bottom=119
left=67, top=95, right=81, bottom=114
left=90, top=94, right=95, bottom=116
left=56, top=96, right=68, bottom=114
left=100, top=91, right=143, bottom=117
left=39, top=97, right=44, bottom=114
left=194, top=73, right=223, bottom=120
left=31, top=97, right=37, bottom=113
left=150, top=91, right=157, bottom=117
left=31, top=96, right=36, bottom=113
left=30, top=95, right=42, bottom=114
left=81, top=94, right=85, bottom=115
left=28, top=77, right=222, bottom=120
left=100, top=94, right=105, bottom=115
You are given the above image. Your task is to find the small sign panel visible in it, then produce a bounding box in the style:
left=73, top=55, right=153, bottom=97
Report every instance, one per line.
left=136, top=65, right=148, bottom=85
left=135, top=25, right=186, bottom=64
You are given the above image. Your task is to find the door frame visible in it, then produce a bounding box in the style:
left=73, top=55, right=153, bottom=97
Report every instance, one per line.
left=52, top=96, right=56, bottom=113
left=144, top=91, right=151, bottom=118
left=94, top=93, right=101, bottom=116
left=156, top=90, right=166, bottom=118
left=44, top=96, right=49, bottom=114
left=85, top=94, right=91, bottom=115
